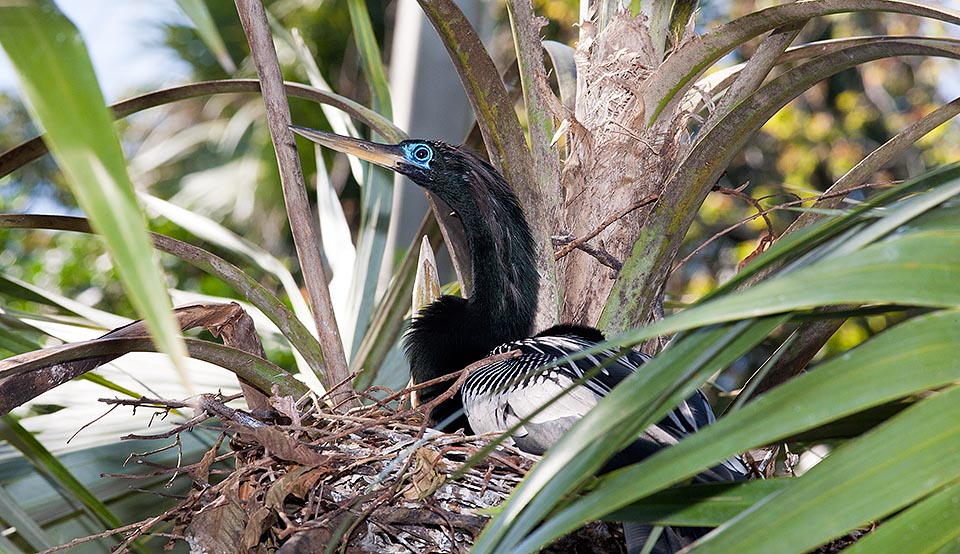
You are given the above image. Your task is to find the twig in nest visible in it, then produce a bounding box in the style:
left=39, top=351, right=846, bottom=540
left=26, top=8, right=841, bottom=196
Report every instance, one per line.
left=553, top=194, right=658, bottom=261
left=68, top=402, right=121, bottom=443
left=121, top=413, right=208, bottom=441
left=104, top=394, right=267, bottom=439
left=319, top=368, right=365, bottom=412
left=36, top=501, right=184, bottom=554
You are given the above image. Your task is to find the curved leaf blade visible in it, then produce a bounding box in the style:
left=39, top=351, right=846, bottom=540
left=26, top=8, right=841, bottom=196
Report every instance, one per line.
left=0, top=3, right=188, bottom=380
left=843, top=479, right=960, bottom=554
left=1, top=78, right=404, bottom=180
left=603, top=41, right=960, bottom=332
left=521, top=309, right=960, bottom=550
left=696, top=385, right=960, bottom=553
left=647, top=0, right=960, bottom=124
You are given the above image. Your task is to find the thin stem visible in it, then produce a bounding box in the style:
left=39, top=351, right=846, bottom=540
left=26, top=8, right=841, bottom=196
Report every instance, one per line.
left=235, top=0, right=353, bottom=407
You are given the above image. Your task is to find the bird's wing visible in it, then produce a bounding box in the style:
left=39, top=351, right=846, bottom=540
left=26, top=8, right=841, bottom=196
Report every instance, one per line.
left=462, top=351, right=600, bottom=455
left=467, top=332, right=749, bottom=479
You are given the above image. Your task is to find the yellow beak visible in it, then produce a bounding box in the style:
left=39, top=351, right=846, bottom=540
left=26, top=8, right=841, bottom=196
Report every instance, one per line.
left=290, top=126, right=405, bottom=171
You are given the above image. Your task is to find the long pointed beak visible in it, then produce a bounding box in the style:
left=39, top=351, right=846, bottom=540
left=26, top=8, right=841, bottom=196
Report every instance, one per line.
left=290, top=125, right=405, bottom=171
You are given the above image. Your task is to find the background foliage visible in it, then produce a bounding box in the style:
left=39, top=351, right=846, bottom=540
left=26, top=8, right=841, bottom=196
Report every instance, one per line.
left=0, top=0, right=959, bottom=552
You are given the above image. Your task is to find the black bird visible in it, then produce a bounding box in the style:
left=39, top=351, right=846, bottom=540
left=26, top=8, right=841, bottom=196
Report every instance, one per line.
left=292, top=126, right=747, bottom=553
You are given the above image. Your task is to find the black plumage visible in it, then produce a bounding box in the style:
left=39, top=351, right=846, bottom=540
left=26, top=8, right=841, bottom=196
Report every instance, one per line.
left=292, top=126, right=748, bottom=553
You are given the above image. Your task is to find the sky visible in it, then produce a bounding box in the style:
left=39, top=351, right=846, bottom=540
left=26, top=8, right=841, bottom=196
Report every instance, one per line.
left=0, top=0, right=192, bottom=102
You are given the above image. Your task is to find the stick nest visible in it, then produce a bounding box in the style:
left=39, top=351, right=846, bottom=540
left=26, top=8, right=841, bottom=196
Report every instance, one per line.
left=91, top=388, right=625, bottom=554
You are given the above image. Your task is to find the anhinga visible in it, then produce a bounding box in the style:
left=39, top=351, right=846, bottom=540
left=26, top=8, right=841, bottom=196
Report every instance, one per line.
left=292, top=126, right=747, bottom=553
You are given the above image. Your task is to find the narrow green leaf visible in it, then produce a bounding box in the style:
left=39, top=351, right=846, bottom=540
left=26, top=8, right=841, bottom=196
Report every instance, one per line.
left=347, top=0, right=392, bottom=119
left=475, top=316, right=787, bottom=553
left=505, top=0, right=561, bottom=195
left=0, top=3, right=188, bottom=382
left=697, top=386, right=960, bottom=553
left=0, top=322, right=44, bottom=355
left=843, top=479, right=960, bottom=554
left=605, top=479, right=789, bottom=527
left=0, top=485, right=54, bottom=551
left=175, top=0, right=236, bottom=73
left=0, top=415, right=128, bottom=547
left=702, top=165, right=960, bottom=302
left=522, top=310, right=960, bottom=550
left=621, top=228, right=960, bottom=343
left=78, top=372, right=148, bottom=399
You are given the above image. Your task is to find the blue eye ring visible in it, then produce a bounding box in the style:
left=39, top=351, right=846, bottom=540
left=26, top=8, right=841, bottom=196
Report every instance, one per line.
left=403, top=143, right=433, bottom=168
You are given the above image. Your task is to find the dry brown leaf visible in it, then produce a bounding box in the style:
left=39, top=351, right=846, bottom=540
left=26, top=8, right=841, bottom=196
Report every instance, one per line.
left=402, top=447, right=447, bottom=501
left=240, top=425, right=330, bottom=466
left=265, top=466, right=313, bottom=510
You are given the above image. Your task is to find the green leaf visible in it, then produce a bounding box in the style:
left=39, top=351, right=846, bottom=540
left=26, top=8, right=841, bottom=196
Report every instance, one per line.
left=78, top=372, right=148, bottom=400
left=175, top=0, right=236, bottom=73
left=520, top=309, right=960, bottom=550
left=697, top=385, right=960, bottom=553
left=843, top=479, right=960, bottom=554
left=0, top=2, right=188, bottom=382
left=605, top=479, right=789, bottom=527
left=0, top=415, right=131, bottom=549
left=347, top=0, right=392, bottom=119
left=629, top=228, right=960, bottom=341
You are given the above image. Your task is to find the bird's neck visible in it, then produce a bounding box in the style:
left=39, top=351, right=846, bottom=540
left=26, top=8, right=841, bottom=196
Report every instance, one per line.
left=406, top=184, right=539, bottom=388
left=460, top=191, right=539, bottom=341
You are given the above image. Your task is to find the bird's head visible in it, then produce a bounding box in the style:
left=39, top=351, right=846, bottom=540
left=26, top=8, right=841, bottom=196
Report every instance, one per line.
left=290, top=126, right=514, bottom=219
left=292, top=125, right=538, bottom=328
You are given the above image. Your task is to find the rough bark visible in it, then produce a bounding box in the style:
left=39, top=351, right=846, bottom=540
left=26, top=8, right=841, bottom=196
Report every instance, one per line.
left=560, top=12, right=680, bottom=327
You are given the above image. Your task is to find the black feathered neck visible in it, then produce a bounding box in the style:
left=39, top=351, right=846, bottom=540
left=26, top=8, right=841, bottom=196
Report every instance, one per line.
left=400, top=143, right=539, bottom=427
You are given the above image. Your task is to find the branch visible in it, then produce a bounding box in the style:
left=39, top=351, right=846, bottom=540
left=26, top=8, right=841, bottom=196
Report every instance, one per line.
left=554, top=194, right=658, bottom=260
left=234, top=0, right=353, bottom=407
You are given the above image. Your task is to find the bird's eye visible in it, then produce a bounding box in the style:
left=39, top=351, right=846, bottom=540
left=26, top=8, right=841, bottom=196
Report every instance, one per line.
left=406, top=143, right=433, bottom=167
